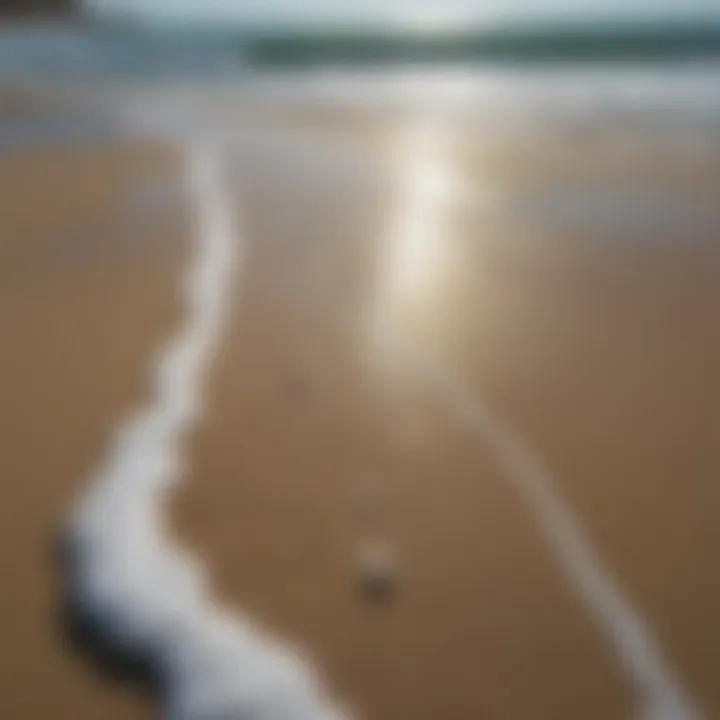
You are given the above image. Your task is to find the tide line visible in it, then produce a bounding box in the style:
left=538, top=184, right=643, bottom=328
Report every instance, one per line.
left=407, top=343, right=701, bottom=720
left=63, top=143, right=349, bottom=720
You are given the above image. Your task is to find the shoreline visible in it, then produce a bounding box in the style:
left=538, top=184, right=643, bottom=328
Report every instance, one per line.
left=1, top=77, right=720, bottom=718
left=0, top=137, right=186, bottom=720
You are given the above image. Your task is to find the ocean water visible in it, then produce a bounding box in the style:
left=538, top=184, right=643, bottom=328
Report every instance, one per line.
left=0, top=21, right=719, bottom=76
left=1, top=23, right=719, bottom=135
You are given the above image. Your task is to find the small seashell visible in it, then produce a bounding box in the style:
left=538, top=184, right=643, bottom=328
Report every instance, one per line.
left=356, top=538, right=397, bottom=602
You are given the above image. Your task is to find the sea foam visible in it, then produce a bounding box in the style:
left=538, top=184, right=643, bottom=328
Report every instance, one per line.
left=63, top=143, right=349, bottom=720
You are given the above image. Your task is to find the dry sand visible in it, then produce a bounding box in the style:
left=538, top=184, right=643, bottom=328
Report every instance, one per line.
left=0, top=139, right=187, bottom=719
left=1, top=89, right=719, bottom=720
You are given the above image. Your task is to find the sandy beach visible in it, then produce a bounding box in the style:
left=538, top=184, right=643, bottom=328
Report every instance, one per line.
left=1, top=77, right=719, bottom=719
left=0, top=138, right=186, bottom=719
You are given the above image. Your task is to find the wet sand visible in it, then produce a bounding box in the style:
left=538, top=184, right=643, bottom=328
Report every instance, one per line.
left=173, top=110, right=720, bottom=718
left=1, top=84, right=720, bottom=720
left=171, top=141, right=634, bottom=718
left=446, top=145, right=720, bottom=714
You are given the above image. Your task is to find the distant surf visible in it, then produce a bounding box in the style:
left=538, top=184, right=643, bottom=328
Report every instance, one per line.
left=0, top=21, right=719, bottom=79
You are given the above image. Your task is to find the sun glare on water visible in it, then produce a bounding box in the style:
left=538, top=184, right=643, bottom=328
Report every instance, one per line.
left=363, top=120, right=463, bottom=387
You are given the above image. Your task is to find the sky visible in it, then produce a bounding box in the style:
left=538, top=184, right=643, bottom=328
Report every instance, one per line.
left=89, top=0, right=720, bottom=28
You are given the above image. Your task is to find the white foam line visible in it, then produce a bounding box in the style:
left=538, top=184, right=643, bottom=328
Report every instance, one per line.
left=66, top=143, right=349, bottom=720
left=406, top=345, right=701, bottom=720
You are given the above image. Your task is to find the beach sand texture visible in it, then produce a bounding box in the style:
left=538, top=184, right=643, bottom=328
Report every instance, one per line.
left=1, top=84, right=719, bottom=719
